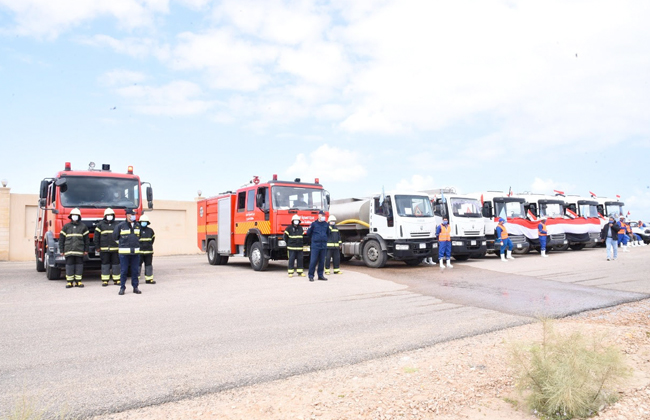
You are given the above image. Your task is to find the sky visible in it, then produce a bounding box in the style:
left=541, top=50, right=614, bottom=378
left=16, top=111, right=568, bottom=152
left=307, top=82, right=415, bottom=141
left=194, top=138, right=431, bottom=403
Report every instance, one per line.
left=1, top=0, right=649, bottom=219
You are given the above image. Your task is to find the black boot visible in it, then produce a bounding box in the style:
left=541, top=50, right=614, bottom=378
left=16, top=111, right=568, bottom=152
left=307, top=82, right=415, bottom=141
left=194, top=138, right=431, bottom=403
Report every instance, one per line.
left=133, top=288, right=142, bottom=294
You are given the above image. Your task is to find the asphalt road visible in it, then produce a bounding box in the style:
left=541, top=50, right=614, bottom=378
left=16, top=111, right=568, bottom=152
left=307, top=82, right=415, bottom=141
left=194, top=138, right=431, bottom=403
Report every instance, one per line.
left=1, top=246, right=648, bottom=418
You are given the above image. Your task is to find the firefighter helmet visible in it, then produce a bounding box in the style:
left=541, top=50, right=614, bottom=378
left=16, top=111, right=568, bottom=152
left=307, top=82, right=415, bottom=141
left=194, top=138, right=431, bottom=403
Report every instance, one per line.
left=139, top=214, right=150, bottom=223
left=104, top=208, right=115, bottom=217
left=328, top=215, right=337, bottom=222
left=69, top=208, right=81, bottom=219
left=291, top=214, right=301, bottom=223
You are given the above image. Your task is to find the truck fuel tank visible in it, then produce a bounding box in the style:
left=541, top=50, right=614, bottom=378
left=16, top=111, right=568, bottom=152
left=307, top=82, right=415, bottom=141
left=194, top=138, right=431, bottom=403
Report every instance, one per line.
left=329, top=198, right=371, bottom=224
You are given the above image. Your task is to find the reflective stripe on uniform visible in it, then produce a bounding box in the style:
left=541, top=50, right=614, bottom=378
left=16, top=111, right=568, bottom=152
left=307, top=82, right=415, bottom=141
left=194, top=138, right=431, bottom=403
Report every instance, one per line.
left=118, top=248, right=140, bottom=254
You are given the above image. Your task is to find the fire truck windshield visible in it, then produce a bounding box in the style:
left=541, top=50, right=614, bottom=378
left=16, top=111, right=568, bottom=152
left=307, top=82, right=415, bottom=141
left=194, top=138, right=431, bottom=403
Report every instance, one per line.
left=272, top=186, right=326, bottom=210
left=394, top=195, right=433, bottom=217
left=59, top=176, right=140, bottom=209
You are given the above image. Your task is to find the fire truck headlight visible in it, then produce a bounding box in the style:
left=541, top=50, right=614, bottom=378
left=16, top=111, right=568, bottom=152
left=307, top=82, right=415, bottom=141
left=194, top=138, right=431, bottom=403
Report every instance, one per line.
left=278, top=240, right=287, bottom=247
left=482, top=241, right=487, bottom=246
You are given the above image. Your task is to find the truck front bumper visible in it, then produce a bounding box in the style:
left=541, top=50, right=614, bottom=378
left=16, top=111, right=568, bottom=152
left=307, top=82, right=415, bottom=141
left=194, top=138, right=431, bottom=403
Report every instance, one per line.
left=392, top=240, right=437, bottom=260
left=450, top=237, right=487, bottom=255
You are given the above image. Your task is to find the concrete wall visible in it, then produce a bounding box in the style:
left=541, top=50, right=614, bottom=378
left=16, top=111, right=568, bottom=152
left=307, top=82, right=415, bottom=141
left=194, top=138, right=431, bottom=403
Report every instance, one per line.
left=0, top=190, right=202, bottom=261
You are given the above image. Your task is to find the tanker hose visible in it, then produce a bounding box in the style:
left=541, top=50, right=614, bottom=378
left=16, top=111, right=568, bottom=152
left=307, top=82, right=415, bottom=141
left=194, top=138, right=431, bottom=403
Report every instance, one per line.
left=338, top=219, right=370, bottom=228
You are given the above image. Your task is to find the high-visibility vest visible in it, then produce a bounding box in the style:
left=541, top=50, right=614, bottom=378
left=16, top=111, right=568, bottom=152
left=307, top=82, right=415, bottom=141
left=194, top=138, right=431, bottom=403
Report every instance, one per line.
left=438, top=225, right=451, bottom=241
left=538, top=223, right=547, bottom=236
left=499, top=225, right=509, bottom=239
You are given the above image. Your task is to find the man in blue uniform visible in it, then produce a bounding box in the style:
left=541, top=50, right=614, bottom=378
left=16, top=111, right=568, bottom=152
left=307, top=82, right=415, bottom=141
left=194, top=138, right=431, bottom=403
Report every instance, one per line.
left=306, top=210, right=330, bottom=282
left=436, top=217, right=452, bottom=269
left=538, top=215, right=549, bottom=258
left=113, top=208, right=142, bottom=295
left=496, top=217, right=514, bottom=262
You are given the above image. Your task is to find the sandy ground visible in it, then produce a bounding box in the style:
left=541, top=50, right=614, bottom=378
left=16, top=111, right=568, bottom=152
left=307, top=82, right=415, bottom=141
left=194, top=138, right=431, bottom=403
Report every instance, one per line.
left=94, top=299, right=650, bottom=420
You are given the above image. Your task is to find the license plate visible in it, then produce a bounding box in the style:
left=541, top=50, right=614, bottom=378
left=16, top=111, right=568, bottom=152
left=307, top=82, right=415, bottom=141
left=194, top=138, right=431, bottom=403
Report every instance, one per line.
left=517, top=244, right=522, bottom=248
left=419, top=243, right=426, bottom=249
left=471, top=240, right=476, bottom=246
left=303, top=246, right=310, bottom=252
left=594, top=239, right=598, bottom=242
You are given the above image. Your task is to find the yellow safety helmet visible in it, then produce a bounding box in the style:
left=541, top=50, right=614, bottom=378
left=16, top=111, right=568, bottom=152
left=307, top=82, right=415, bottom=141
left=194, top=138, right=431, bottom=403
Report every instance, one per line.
left=328, top=215, right=337, bottom=222
left=69, top=208, right=81, bottom=219
left=139, top=214, right=150, bottom=223
left=104, top=208, right=115, bottom=217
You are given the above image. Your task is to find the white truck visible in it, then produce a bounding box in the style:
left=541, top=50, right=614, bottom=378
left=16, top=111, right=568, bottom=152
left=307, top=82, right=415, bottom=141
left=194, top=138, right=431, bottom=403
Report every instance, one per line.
left=424, top=188, right=487, bottom=260
left=563, top=195, right=604, bottom=248
left=595, top=197, right=625, bottom=220
left=468, top=191, right=530, bottom=254
left=514, top=192, right=570, bottom=251
left=329, top=191, right=437, bottom=268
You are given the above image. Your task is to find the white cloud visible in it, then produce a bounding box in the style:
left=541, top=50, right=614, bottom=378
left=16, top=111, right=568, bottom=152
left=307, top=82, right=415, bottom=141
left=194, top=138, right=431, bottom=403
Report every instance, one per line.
left=83, top=35, right=170, bottom=60
left=395, top=175, right=435, bottom=192
left=117, top=80, right=214, bottom=116
left=285, top=144, right=367, bottom=183
left=0, top=0, right=169, bottom=38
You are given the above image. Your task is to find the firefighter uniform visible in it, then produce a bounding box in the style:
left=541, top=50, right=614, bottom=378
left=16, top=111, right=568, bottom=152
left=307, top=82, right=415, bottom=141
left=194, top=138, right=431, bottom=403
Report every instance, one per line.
left=306, top=210, right=330, bottom=281
left=94, top=208, right=121, bottom=286
left=138, top=214, right=156, bottom=284
left=284, top=214, right=305, bottom=277
left=113, top=209, right=142, bottom=295
left=59, top=208, right=89, bottom=288
left=538, top=217, right=548, bottom=257
left=496, top=218, right=514, bottom=262
left=325, top=215, right=342, bottom=275
left=436, top=220, right=452, bottom=269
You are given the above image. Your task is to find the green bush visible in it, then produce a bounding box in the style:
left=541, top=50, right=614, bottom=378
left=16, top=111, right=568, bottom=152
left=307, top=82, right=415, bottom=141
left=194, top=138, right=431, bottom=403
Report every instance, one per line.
left=510, top=320, right=630, bottom=419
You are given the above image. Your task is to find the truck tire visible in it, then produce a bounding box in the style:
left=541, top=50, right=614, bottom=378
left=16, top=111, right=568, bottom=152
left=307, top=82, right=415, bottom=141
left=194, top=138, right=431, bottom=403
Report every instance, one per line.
left=362, top=239, right=387, bottom=268
left=36, top=254, right=45, bottom=272
left=453, top=255, right=469, bottom=261
left=249, top=242, right=269, bottom=271
left=553, top=243, right=569, bottom=252
left=207, top=240, right=219, bottom=265
left=45, top=252, right=61, bottom=280
left=569, top=243, right=586, bottom=251
left=217, top=255, right=229, bottom=265
left=403, top=258, right=422, bottom=266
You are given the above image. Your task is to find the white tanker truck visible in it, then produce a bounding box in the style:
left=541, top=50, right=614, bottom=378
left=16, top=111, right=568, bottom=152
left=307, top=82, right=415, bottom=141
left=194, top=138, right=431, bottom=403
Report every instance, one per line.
left=329, top=191, right=437, bottom=268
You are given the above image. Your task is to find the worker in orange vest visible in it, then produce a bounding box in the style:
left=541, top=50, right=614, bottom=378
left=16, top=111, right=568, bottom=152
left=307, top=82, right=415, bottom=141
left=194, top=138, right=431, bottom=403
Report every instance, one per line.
left=436, top=217, right=453, bottom=269
left=538, top=215, right=549, bottom=258
left=496, top=217, right=514, bottom=262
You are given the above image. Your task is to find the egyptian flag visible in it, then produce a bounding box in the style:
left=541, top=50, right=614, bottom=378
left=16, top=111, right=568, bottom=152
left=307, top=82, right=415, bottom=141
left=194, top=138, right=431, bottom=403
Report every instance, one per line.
left=566, top=208, right=578, bottom=219
left=527, top=210, right=538, bottom=221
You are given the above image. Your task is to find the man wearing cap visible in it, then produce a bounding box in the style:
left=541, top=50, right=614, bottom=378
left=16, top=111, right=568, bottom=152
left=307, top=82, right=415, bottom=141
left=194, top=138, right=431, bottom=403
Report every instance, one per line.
left=306, top=210, right=331, bottom=281
left=495, top=217, right=514, bottom=262
left=600, top=216, right=620, bottom=261
left=59, top=208, right=89, bottom=288
left=538, top=215, right=549, bottom=258
left=113, top=209, right=142, bottom=295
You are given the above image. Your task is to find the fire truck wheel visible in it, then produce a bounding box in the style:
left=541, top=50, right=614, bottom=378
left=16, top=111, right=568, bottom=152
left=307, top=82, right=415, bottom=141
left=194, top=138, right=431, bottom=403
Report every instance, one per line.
left=249, top=242, right=269, bottom=271
left=362, top=239, right=387, bottom=268
left=45, top=252, right=61, bottom=280
left=36, top=255, right=46, bottom=272
left=207, top=240, right=219, bottom=265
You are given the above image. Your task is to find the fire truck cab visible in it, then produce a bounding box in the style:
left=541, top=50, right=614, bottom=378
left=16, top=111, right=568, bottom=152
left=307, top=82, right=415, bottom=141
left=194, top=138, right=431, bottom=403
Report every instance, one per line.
left=35, top=162, right=153, bottom=280
left=197, top=175, right=329, bottom=271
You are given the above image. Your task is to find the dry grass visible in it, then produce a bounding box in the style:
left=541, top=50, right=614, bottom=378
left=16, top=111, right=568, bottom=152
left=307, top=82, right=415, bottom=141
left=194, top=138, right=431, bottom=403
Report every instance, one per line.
left=510, top=320, right=631, bottom=419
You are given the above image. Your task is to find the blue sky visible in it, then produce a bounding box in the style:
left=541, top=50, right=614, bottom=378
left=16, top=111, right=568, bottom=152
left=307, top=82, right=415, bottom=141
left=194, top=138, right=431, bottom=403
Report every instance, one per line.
left=1, top=0, right=649, bottom=219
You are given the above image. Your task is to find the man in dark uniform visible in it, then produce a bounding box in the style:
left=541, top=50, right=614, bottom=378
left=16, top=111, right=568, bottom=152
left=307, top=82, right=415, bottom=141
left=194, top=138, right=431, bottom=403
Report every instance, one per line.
left=94, top=207, right=121, bottom=286
left=59, top=208, right=89, bottom=288
left=284, top=214, right=306, bottom=277
left=138, top=214, right=156, bottom=284
left=325, top=215, right=342, bottom=275
left=306, top=210, right=330, bottom=282
left=113, top=208, right=142, bottom=295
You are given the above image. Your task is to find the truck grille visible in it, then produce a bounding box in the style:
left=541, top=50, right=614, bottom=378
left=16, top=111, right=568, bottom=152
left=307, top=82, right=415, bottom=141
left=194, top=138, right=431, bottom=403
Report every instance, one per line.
left=550, top=234, right=566, bottom=241
left=588, top=232, right=600, bottom=240
left=410, top=231, right=431, bottom=238
left=464, top=230, right=481, bottom=236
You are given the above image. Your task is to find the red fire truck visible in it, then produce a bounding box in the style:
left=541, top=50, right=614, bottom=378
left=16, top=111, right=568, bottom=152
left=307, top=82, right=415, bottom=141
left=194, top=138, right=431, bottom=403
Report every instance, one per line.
left=35, top=162, right=153, bottom=280
left=197, top=175, right=329, bottom=271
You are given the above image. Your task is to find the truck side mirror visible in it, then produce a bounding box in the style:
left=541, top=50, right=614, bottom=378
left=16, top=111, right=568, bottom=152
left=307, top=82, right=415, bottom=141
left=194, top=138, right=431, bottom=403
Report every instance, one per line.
left=39, top=180, right=49, bottom=199
left=482, top=202, right=492, bottom=218
left=39, top=198, right=46, bottom=208
left=55, top=177, right=67, bottom=193
left=325, top=191, right=330, bottom=209
left=256, top=193, right=264, bottom=208
left=146, top=187, right=154, bottom=209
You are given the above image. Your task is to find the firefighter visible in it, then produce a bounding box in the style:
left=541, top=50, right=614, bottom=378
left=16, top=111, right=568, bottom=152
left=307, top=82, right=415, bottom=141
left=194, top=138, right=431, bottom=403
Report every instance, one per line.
left=113, top=208, right=142, bottom=295
left=538, top=215, right=549, bottom=258
left=284, top=214, right=305, bottom=277
left=325, top=215, right=342, bottom=275
left=94, top=208, right=121, bottom=286
left=138, top=214, right=156, bottom=284
left=496, top=217, right=514, bottom=262
left=59, top=208, right=89, bottom=288
left=618, top=216, right=630, bottom=252
left=306, top=210, right=330, bottom=282
left=436, top=217, right=452, bottom=269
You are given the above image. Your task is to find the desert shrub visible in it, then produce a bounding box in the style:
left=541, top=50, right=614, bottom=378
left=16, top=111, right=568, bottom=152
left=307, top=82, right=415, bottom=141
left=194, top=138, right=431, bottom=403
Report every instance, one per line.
left=510, top=320, right=630, bottom=419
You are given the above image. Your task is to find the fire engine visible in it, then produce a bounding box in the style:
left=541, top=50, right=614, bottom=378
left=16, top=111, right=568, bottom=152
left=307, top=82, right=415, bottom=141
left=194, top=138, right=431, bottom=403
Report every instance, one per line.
left=35, top=162, right=153, bottom=280
left=197, top=175, right=329, bottom=271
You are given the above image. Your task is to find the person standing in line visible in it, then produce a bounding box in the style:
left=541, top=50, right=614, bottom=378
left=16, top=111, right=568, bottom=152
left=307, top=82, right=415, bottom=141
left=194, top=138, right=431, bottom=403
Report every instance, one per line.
left=284, top=214, right=306, bottom=277
left=325, top=215, right=342, bottom=275
left=436, top=217, right=453, bottom=269
left=635, top=220, right=647, bottom=246
left=496, top=217, right=514, bottom=262
left=113, top=209, right=142, bottom=295
left=138, top=214, right=156, bottom=284
left=600, top=216, right=620, bottom=261
left=306, top=210, right=330, bottom=282
left=59, top=208, right=89, bottom=288
left=538, top=215, right=549, bottom=258
left=94, top=208, right=121, bottom=286
left=618, top=216, right=630, bottom=252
